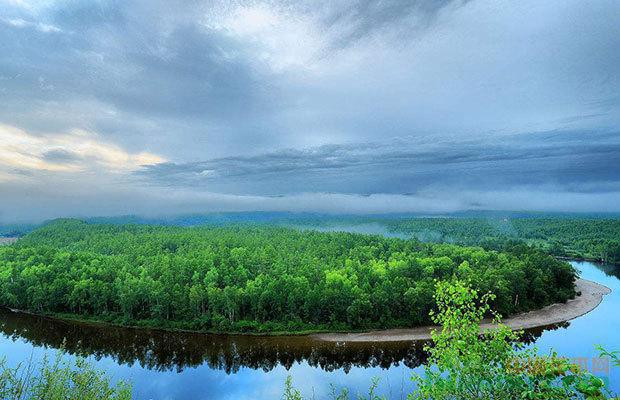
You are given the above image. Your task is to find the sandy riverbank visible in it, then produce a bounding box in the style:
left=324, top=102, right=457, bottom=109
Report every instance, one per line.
left=312, top=278, right=611, bottom=343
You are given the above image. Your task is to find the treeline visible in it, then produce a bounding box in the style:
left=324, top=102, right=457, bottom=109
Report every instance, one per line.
left=382, top=218, right=620, bottom=264
left=0, top=219, right=575, bottom=333
left=5, top=214, right=619, bottom=263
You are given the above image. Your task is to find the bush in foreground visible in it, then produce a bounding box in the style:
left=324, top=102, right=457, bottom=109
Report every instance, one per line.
left=0, top=352, right=131, bottom=400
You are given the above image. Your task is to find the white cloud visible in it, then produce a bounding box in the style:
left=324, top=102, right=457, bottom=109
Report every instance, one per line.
left=1, top=0, right=60, bottom=13
left=0, top=124, right=164, bottom=181
left=1, top=17, right=61, bottom=32
left=205, top=3, right=327, bottom=72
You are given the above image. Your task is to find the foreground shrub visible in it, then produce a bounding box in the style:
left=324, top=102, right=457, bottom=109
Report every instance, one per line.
left=411, top=280, right=613, bottom=399
left=0, top=352, right=131, bottom=400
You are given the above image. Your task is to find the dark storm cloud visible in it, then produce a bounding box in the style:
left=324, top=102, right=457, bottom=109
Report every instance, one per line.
left=1, top=0, right=619, bottom=220
left=40, top=148, right=82, bottom=164
left=1, top=0, right=618, bottom=156
left=318, top=0, right=469, bottom=49
left=0, top=0, right=280, bottom=156
left=137, top=129, right=620, bottom=195
left=2, top=0, right=467, bottom=153
left=3, top=3, right=269, bottom=114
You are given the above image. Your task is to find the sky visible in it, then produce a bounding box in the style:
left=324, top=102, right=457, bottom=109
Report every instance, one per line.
left=0, top=0, right=619, bottom=222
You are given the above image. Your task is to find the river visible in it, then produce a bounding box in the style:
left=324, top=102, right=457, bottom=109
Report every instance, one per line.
left=0, top=260, right=617, bottom=399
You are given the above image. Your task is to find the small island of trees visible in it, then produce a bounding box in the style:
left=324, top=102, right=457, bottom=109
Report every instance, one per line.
left=0, top=219, right=576, bottom=334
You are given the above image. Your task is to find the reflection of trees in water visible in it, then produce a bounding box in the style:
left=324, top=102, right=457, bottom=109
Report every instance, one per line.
left=0, top=309, right=428, bottom=373
left=0, top=309, right=554, bottom=374
left=519, top=322, right=570, bottom=344
left=590, top=262, right=620, bottom=280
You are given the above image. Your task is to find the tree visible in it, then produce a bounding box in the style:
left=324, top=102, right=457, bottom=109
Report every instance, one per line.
left=411, top=280, right=611, bottom=400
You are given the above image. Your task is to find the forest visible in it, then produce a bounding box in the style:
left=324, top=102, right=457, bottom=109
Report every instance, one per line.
left=3, top=213, right=619, bottom=264
left=0, top=219, right=576, bottom=333
left=380, top=217, right=620, bottom=264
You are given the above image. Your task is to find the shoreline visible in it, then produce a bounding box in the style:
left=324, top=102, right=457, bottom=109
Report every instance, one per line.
left=3, top=279, right=610, bottom=341
left=311, top=278, right=611, bottom=343
left=556, top=256, right=620, bottom=266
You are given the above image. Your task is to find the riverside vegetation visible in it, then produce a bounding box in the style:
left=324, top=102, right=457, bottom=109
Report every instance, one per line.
left=0, top=219, right=576, bottom=333
left=283, top=280, right=619, bottom=400
left=381, top=217, right=620, bottom=265
left=0, top=353, right=131, bottom=400
left=1, top=281, right=615, bottom=400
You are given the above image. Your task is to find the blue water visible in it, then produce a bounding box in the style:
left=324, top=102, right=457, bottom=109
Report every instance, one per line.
left=0, top=260, right=618, bottom=399
left=527, top=261, right=620, bottom=394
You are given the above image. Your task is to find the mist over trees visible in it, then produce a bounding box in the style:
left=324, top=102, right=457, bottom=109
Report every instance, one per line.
left=382, top=218, right=620, bottom=264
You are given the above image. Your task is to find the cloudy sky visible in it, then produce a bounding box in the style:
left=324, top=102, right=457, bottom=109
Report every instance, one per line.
left=0, top=0, right=619, bottom=222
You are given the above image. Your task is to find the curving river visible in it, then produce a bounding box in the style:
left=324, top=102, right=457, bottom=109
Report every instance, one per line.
left=0, top=260, right=618, bottom=399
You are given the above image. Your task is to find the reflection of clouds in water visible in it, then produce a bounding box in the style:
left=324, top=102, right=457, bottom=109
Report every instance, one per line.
left=525, top=262, right=620, bottom=394
left=0, top=318, right=582, bottom=399
left=0, top=304, right=546, bottom=399
left=0, top=261, right=616, bottom=398
left=149, top=362, right=417, bottom=400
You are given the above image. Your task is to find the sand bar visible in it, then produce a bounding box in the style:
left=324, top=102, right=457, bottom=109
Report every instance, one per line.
left=312, top=279, right=611, bottom=343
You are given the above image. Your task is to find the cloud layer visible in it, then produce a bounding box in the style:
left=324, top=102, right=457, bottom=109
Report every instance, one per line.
left=137, top=130, right=620, bottom=195
left=0, top=0, right=619, bottom=221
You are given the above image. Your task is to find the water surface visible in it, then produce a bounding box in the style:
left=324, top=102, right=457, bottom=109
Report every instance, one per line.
left=0, top=260, right=618, bottom=399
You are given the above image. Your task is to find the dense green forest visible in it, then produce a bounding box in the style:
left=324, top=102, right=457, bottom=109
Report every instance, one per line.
left=82, top=212, right=620, bottom=263
left=4, top=213, right=619, bottom=264
left=0, top=219, right=575, bottom=333
left=380, top=218, right=620, bottom=264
